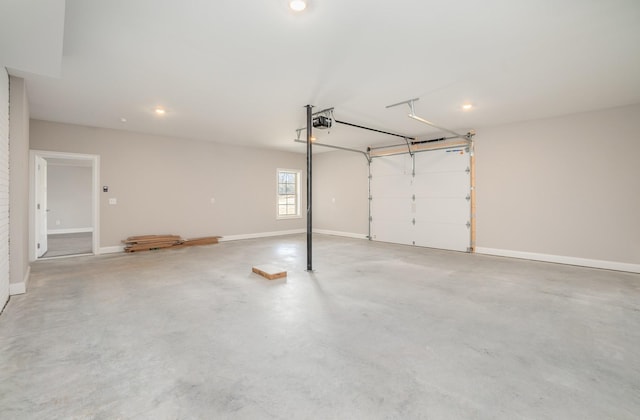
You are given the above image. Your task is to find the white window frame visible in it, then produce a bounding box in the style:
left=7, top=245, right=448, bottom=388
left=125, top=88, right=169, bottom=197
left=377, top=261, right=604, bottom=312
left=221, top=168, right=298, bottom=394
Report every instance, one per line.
left=276, top=168, right=301, bottom=219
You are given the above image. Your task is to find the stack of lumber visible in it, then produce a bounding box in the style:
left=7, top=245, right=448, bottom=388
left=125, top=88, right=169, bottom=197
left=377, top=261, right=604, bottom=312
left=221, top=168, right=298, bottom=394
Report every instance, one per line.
left=178, top=237, right=220, bottom=247
left=123, top=235, right=220, bottom=253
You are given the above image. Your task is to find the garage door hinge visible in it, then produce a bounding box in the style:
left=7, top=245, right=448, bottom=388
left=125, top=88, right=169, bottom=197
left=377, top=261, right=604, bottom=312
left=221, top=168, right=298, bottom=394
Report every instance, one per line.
left=465, top=167, right=471, bottom=174
left=368, top=174, right=372, bottom=180
left=369, top=196, right=372, bottom=201
left=369, top=216, right=373, bottom=222
left=412, top=194, right=415, bottom=201
left=466, top=221, right=471, bottom=229
left=465, top=194, right=471, bottom=201
left=412, top=218, right=416, bottom=225
left=37, top=243, right=40, bottom=249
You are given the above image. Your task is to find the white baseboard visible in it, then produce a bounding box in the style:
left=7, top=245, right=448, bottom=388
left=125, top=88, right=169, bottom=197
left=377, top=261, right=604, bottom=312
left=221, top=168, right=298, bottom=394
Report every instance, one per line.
left=475, top=247, right=640, bottom=274
left=48, top=227, right=94, bottom=235
left=9, top=283, right=25, bottom=295
left=99, top=245, right=125, bottom=254
left=9, top=266, right=31, bottom=295
left=313, top=229, right=369, bottom=240
left=219, top=229, right=305, bottom=242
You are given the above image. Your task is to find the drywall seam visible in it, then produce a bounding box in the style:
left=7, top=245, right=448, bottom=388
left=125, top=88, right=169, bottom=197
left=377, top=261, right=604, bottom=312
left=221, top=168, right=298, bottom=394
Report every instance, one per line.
left=475, top=247, right=640, bottom=274
left=313, top=229, right=368, bottom=240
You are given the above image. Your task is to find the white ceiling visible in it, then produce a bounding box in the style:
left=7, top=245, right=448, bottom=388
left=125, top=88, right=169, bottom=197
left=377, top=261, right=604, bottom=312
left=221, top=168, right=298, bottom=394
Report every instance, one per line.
left=0, top=0, right=65, bottom=77
left=4, top=0, right=640, bottom=153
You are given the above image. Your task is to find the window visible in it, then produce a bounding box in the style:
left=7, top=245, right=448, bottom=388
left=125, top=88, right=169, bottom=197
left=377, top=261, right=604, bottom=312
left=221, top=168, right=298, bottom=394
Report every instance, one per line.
left=277, top=169, right=301, bottom=218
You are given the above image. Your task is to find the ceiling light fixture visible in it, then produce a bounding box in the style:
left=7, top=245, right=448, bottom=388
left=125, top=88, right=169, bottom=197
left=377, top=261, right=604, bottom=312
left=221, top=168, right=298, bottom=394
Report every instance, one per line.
left=154, top=107, right=166, bottom=115
left=462, top=103, right=473, bottom=110
left=120, top=117, right=127, bottom=123
left=289, top=0, right=307, bottom=12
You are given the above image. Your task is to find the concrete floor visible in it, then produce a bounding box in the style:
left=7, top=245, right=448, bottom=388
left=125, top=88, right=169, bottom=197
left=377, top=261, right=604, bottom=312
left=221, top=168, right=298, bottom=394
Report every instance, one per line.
left=1, top=234, right=639, bottom=419
left=43, top=232, right=93, bottom=258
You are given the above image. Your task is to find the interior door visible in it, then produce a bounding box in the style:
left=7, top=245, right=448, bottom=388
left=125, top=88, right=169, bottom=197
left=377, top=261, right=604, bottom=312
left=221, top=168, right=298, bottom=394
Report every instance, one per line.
left=35, top=156, right=48, bottom=257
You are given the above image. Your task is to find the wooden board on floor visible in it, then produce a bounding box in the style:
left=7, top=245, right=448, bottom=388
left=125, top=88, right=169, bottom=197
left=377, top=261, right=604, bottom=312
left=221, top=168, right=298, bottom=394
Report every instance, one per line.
left=125, top=241, right=181, bottom=252
left=123, top=235, right=181, bottom=244
left=122, top=234, right=221, bottom=253
left=252, top=265, right=287, bottom=280
left=181, top=237, right=220, bottom=246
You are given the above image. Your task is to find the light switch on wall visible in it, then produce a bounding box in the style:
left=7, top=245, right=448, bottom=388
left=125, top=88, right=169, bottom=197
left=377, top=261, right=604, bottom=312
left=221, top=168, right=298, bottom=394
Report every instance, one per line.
left=108, top=198, right=117, bottom=205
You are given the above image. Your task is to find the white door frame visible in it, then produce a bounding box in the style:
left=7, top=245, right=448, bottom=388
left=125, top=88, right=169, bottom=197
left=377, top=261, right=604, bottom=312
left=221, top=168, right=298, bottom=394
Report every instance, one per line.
left=35, top=156, right=48, bottom=257
left=29, top=150, right=100, bottom=261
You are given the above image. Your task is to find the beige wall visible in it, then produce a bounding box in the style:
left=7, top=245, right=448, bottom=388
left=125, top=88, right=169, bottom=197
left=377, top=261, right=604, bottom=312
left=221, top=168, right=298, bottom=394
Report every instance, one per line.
left=475, top=104, right=640, bottom=265
left=30, top=120, right=306, bottom=248
left=313, top=150, right=369, bottom=236
left=47, top=165, right=92, bottom=230
left=9, top=76, right=30, bottom=290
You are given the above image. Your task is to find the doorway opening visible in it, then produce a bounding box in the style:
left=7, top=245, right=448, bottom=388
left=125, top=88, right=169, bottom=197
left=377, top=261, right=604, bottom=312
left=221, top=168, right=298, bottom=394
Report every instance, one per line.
left=30, top=151, right=100, bottom=260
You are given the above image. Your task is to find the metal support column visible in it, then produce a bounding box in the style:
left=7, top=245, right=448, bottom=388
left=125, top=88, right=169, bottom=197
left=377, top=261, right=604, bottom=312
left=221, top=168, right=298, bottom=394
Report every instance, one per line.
left=368, top=159, right=372, bottom=240
left=306, top=104, right=313, bottom=271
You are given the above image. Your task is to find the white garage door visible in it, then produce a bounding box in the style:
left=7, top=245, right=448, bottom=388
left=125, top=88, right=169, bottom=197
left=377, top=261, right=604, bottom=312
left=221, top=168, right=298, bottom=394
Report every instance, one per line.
left=370, top=147, right=471, bottom=252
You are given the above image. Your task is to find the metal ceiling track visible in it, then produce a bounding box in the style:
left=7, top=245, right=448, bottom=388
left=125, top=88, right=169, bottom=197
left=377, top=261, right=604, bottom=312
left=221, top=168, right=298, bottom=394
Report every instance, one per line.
left=367, top=133, right=474, bottom=158
left=293, top=139, right=371, bottom=162
left=386, top=97, right=473, bottom=142
left=294, top=101, right=475, bottom=161
left=295, top=107, right=415, bottom=163
left=296, top=108, right=412, bottom=142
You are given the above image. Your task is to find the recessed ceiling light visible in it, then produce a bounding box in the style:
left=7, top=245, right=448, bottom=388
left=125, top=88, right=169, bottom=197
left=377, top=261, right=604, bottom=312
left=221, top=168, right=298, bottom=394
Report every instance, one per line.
left=120, top=117, right=127, bottom=123
left=462, top=103, right=473, bottom=110
left=289, top=0, right=306, bottom=12
left=155, top=107, right=166, bottom=115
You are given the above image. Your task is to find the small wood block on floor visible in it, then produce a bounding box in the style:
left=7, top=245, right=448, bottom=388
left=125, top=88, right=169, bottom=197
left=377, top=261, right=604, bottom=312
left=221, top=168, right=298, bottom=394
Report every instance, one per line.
left=252, top=265, right=287, bottom=280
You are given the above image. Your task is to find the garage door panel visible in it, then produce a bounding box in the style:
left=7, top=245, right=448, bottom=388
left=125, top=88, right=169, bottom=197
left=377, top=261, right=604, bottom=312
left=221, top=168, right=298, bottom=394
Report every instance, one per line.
left=415, top=197, right=470, bottom=223
left=371, top=154, right=412, bottom=176
left=413, top=171, right=470, bottom=197
left=413, top=222, right=470, bottom=252
left=371, top=175, right=412, bottom=198
left=371, top=220, right=414, bottom=245
left=414, top=149, right=469, bottom=173
left=372, top=197, right=413, bottom=220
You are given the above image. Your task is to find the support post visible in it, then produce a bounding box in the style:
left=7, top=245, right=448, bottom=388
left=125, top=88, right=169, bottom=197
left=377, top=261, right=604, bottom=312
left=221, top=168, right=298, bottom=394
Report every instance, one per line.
left=306, top=104, right=313, bottom=271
